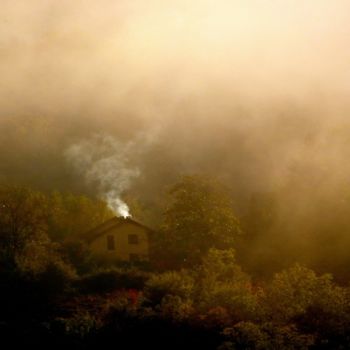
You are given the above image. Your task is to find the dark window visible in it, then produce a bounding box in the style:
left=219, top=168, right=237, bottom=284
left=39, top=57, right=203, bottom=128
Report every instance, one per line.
left=128, top=234, right=139, bottom=244
left=129, top=253, right=139, bottom=262
left=107, top=235, right=115, bottom=250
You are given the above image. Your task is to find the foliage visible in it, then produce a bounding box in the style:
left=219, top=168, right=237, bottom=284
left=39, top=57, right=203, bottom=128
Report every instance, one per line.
left=220, top=322, right=315, bottom=350
left=31, top=259, right=77, bottom=296
left=54, top=311, right=100, bottom=340
left=158, top=175, right=241, bottom=267
left=195, top=249, right=258, bottom=321
left=258, top=263, right=350, bottom=348
left=158, top=295, right=194, bottom=321
left=144, top=270, right=194, bottom=305
left=47, top=191, right=114, bottom=242
left=0, top=183, right=76, bottom=276
left=77, top=268, right=151, bottom=295
left=198, top=306, right=233, bottom=329
left=2, top=183, right=350, bottom=349
left=263, top=264, right=335, bottom=322
left=196, top=248, right=248, bottom=285
left=0, top=184, right=49, bottom=263
left=295, top=282, right=350, bottom=348
left=61, top=239, right=96, bottom=274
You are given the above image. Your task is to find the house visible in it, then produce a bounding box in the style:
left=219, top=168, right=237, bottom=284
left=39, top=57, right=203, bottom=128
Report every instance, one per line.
left=84, top=217, right=151, bottom=263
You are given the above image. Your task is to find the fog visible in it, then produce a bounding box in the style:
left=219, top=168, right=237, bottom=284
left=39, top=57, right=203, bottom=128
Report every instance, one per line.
left=1, top=0, right=350, bottom=276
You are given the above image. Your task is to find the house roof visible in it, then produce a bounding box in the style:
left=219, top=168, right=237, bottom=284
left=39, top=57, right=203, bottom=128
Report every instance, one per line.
left=82, top=217, right=153, bottom=244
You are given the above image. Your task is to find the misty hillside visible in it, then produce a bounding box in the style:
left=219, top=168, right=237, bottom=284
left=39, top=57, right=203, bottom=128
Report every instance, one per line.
left=1, top=1, right=350, bottom=349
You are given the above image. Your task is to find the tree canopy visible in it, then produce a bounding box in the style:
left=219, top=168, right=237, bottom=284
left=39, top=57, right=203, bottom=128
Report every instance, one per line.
left=157, top=175, right=241, bottom=267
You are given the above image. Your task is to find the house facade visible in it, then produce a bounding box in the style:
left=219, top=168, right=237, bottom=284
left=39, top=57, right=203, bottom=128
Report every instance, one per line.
left=85, top=217, right=151, bottom=263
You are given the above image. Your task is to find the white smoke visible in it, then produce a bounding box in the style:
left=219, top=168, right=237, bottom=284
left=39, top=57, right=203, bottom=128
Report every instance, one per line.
left=65, top=132, right=157, bottom=217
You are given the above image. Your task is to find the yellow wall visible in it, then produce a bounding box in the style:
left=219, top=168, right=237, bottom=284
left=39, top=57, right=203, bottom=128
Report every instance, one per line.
left=89, top=222, right=149, bottom=262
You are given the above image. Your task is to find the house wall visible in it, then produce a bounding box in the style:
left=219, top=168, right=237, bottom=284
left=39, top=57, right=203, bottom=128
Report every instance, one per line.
left=89, top=222, right=149, bottom=262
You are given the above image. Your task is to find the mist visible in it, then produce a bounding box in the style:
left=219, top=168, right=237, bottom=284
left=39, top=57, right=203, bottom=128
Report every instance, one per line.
left=1, top=0, right=350, bottom=276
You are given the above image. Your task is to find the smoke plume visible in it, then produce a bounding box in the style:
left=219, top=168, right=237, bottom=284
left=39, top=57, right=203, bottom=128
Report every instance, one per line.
left=65, top=132, right=157, bottom=217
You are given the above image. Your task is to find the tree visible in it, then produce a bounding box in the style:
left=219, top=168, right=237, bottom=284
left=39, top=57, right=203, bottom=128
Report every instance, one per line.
left=238, top=192, right=281, bottom=279
left=263, top=264, right=336, bottom=323
left=0, top=184, right=49, bottom=266
left=157, top=175, right=241, bottom=268
left=220, top=322, right=315, bottom=350
left=47, top=191, right=114, bottom=242
left=0, top=185, right=76, bottom=321
left=194, top=249, right=257, bottom=322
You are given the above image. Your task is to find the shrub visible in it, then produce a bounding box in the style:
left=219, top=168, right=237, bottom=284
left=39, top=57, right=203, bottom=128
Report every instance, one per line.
left=158, top=295, right=194, bottom=321
left=197, top=306, right=233, bottom=329
left=198, top=282, right=258, bottom=322
left=195, top=249, right=258, bottom=321
left=263, top=264, right=336, bottom=323
left=295, top=284, right=350, bottom=348
left=33, top=259, right=76, bottom=296
left=53, top=311, right=99, bottom=340
left=77, top=268, right=150, bottom=295
left=221, top=322, right=314, bottom=350
left=61, top=239, right=96, bottom=275
left=144, top=270, right=194, bottom=305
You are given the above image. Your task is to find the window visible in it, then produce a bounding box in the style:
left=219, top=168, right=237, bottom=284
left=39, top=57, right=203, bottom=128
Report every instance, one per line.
left=129, top=253, right=139, bottom=262
left=128, top=234, right=139, bottom=245
left=107, top=235, right=115, bottom=250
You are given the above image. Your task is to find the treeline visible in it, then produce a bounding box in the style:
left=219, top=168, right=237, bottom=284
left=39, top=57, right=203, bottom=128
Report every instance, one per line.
left=0, top=184, right=114, bottom=273
left=1, top=178, right=350, bottom=349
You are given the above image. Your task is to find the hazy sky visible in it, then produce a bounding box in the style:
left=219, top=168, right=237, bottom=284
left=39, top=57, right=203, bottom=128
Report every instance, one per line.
left=1, top=0, right=349, bottom=120
left=1, top=0, right=350, bottom=199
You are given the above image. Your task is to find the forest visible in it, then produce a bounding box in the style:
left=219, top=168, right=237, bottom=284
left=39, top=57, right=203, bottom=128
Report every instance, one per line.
left=1, top=178, right=350, bottom=349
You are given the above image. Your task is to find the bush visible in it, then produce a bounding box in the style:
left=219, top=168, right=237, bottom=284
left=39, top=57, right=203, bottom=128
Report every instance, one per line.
left=194, top=249, right=258, bottom=321
left=158, top=295, right=194, bottom=321
left=220, top=322, right=315, bottom=350
left=53, top=311, right=100, bottom=340
left=198, top=282, right=258, bottom=322
left=263, top=264, right=336, bottom=322
left=61, top=240, right=96, bottom=275
left=144, top=270, right=194, bottom=305
left=197, top=306, right=233, bottom=329
left=295, top=284, right=350, bottom=348
left=77, top=268, right=151, bottom=295
left=33, top=259, right=76, bottom=295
